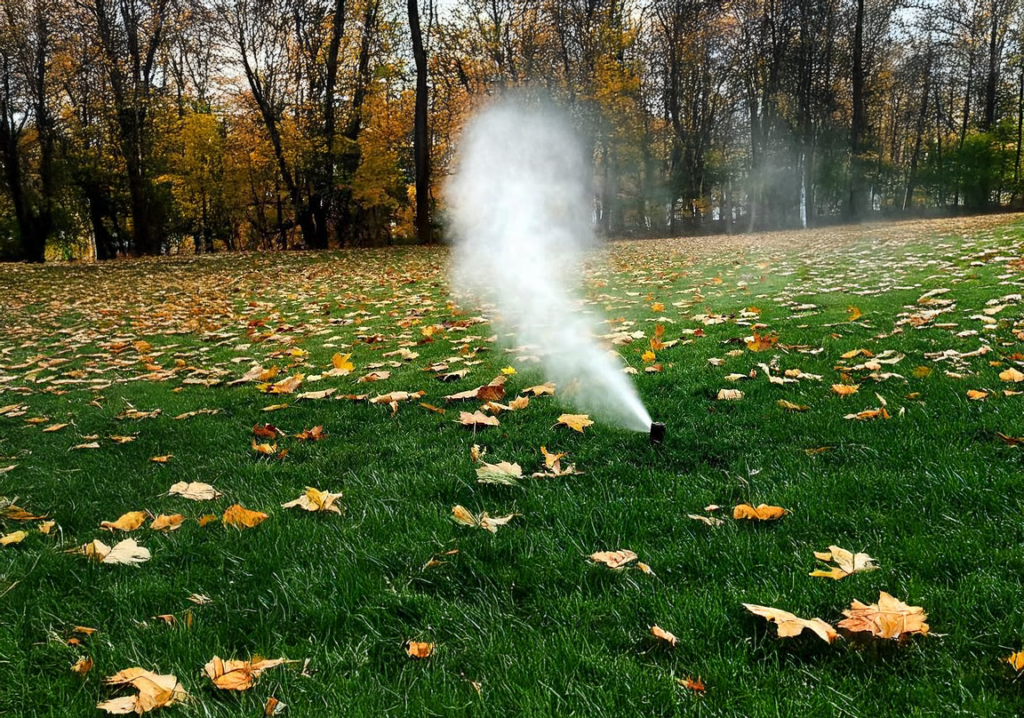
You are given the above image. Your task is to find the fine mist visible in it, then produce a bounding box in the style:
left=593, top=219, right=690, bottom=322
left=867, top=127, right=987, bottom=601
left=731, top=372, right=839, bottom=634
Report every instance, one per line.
left=447, top=100, right=652, bottom=432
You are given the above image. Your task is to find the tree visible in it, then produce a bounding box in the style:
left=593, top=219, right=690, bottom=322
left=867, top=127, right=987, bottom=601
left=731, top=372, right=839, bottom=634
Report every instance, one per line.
left=408, top=0, right=432, bottom=243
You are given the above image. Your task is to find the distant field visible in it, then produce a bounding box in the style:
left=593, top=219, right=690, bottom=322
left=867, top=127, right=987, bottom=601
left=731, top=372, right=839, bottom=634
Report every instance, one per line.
left=1, top=215, right=1024, bottom=717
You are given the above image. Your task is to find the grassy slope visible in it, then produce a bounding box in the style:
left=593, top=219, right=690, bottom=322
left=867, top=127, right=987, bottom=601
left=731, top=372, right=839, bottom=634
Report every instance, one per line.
left=1, top=215, right=1023, bottom=717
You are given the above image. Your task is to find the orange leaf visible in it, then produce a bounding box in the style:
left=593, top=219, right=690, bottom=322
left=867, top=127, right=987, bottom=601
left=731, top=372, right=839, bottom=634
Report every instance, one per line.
left=838, top=592, right=929, bottom=641
left=458, top=411, right=500, bottom=429
left=831, top=384, right=859, bottom=396
left=677, top=676, right=705, bottom=693
left=100, top=511, right=147, bottom=532
left=222, top=504, right=269, bottom=529
left=732, top=504, right=787, bottom=521
left=589, top=549, right=638, bottom=569
left=406, top=641, right=434, bottom=659
left=651, top=625, right=677, bottom=646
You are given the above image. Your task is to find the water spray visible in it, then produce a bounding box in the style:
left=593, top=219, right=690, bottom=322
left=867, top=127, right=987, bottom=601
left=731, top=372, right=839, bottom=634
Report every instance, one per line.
left=447, top=98, right=653, bottom=432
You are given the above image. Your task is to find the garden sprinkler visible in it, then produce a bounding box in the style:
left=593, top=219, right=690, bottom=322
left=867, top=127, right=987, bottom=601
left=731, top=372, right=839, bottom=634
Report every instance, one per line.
left=649, top=422, right=666, bottom=445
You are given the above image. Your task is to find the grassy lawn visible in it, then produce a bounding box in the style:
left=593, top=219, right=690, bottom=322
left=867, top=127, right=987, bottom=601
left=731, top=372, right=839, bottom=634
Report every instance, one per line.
left=2, top=215, right=1024, bottom=717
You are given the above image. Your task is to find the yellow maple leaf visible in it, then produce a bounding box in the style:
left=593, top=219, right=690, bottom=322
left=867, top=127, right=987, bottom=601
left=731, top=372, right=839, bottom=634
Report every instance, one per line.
left=810, top=546, right=878, bottom=580
left=281, top=487, right=343, bottom=514
left=555, top=414, right=593, bottom=433
left=838, top=592, right=929, bottom=641
left=222, top=504, right=269, bottom=529
left=733, top=504, right=787, bottom=521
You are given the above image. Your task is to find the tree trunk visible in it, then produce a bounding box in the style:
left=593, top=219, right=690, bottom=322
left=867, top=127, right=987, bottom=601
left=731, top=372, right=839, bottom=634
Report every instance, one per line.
left=848, top=0, right=866, bottom=220
left=408, top=0, right=431, bottom=244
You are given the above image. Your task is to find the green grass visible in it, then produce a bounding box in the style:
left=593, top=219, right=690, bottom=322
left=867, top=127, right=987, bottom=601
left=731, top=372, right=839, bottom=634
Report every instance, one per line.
left=1, top=215, right=1024, bottom=716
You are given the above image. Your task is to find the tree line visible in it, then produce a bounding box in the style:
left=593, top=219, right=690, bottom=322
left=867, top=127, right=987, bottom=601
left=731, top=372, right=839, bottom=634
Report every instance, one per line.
left=0, top=0, right=1020, bottom=261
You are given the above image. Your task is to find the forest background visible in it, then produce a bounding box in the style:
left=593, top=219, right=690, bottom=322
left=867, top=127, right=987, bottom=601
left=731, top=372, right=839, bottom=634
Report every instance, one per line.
left=0, top=0, right=1019, bottom=261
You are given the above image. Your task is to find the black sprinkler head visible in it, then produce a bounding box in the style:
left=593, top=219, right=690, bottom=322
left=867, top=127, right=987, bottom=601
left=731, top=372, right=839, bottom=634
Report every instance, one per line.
left=649, top=422, right=666, bottom=444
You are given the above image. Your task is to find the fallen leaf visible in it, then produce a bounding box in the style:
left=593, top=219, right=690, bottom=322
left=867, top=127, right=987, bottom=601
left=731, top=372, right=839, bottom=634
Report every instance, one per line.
left=589, top=549, right=639, bottom=569
left=717, top=389, right=744, bottom=401
left=522, top=382, right=556, bottom=396
left=100, top=511, right=147, bottom=532
left=776, top=399, right=809, bottom=412
left=74, top=538, right=151, bottom=565
left=150, top=514, right=186, bottom=532
left=295, top=425, right=326, bottom=441
left=451, top=505, right=516, bottom=533
left=42, top=423, right=68, bottom=432
left=967, top=389, right=989, bottom=400
left=167, top=482, right=221, bottom=500
left=999, top=367, right=1024, bottom=382
left=688, top=514, right=725, bottom=527
left=555, top=414, right=593, bottom=433
left=406, top=641, right=434, bottom=659
left=677, top=676, right=705, bottom=693
left=71, top=656, right=94, bottom=676
left=1007, top=651, right=1024, bottom=671
left=742, top=603, right=837, bottom=643
left=733, top=504, right=787, bottom=521
left=149, top=454, right=172, bottom=463
left=204, top=656, right=294, bottom=691
left=847, top=306, right=863, bottom=321
left=70, top=441, right=101, bottom=450
left=331, top=353, right=354, bottom=373
left=98, top=667, right=188, bottom=714
left=844, top=407, right=891, bottom=421
left=476, top=375, right=507, bottom=401
left=0, top=530, right=28, bottom=546
left=746, top=332, right=778, bottom=352
left=651, top=625, right=677, bottom=646
left=831, top=384, right=859, bottom=396
left=281, top=487, right=343, bottom=514
left=459, top=411, right=500, bottom=429
left=265, top=696, right=287, bottom=715
left=810, top=546, right=878, bottom=580
left=838, top=592, right=929, bottom=641
left=222, top=504, right=269, bottom=529
left=476, top=461, right=523, bottom=485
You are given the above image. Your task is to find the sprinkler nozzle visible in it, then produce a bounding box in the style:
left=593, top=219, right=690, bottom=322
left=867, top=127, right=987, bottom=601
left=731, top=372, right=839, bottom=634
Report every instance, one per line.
left=649, top=422, right=666, bottom=444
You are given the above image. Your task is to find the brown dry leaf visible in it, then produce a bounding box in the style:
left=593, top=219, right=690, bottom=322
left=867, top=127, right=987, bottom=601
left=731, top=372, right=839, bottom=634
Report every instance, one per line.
left=263, top=374, right=303, bottom=394
left=150, top=514, right=186, bottom=532
left=677, top=676, right=705, bottom=693
left=999, top=367, right=1024, bottom=382
left=149, top=455, right=173, bottom=463
left=475, top=461, right=523, bottom=485
left=295, top=425, right=326, bottom=441
left=70, top=441, right=101, bottom=451
left=838, top=592, right=929, bottom=641
left=296, top=388, right=337, bottom=401
left=197, top=514, right=218, bottom=527
left=459, top=411, right=500, bottom=429
left=733, top=504, right=788, bottom=521
left=71, top=656, right=94, bottom=676
left=1007, top=651, right=1024, bottom=671
left=717, top=388, right=744, bottom=401
left=2, top=504, right=46, bottom=521
left=810, top=546, right=878, bottom=580
left=522, top=382, right=556, bottom=396
left=420, top=402, right=445, bottom=414
left=742, top=603, right=837, bottom=644
left=38, top=520, right=55, bottom=534
left=555, top=414, right=594, bottom=433
left=476, top=375, right=506, bottom=401
left=589, top=549, right=639, bottom=569
left=222, top=504, right=269, bottom=529
left=100, top=511, right=147, bottom=532
left=204, top=656, right=294, bottom=691
left=109, top=435, right=136, bottom=444
left=42, top=423, right=68, bottom=432
left=357, top=371, right=390, bottom=383
left=451, top=505, right=516, bottom=533
left=967, top=390, right=989, bottom=400
left=167, top=482, right=221, bottom=500
left=746, top=332, right=778, bottom=352
left=831, top=384, right=859, bottom=396
left=281, top=487, right=343, bottom=514
left=996, top=432, right=1023, bottom=446
left=265, top=696, right=286, bottom=716
left=508, top=396, right=530, bottom=410
left=651, top=625, right=677, bottom=646
left=777, top=399, right=809, bottom=412
left=406, top=641, right=434, bottom=659
left=0, top=530, right=28, bottom=546
left=98, top=667, right=188, bottom=714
